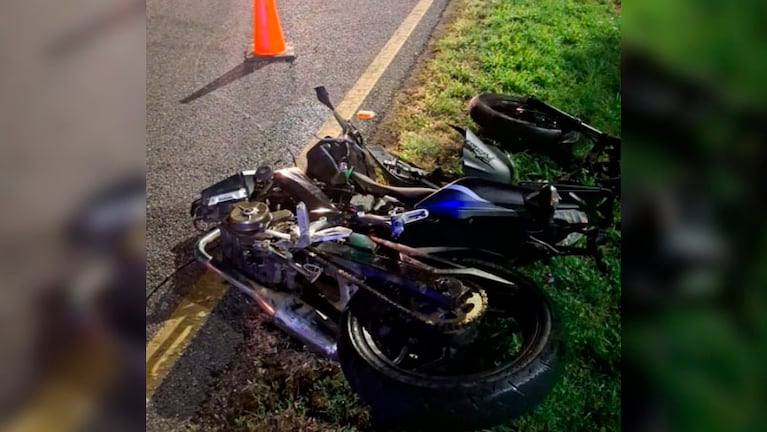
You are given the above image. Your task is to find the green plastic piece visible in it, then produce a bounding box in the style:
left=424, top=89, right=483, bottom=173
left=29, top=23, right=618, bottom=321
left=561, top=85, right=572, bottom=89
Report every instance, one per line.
left=348, top=233, right=375, bottom=251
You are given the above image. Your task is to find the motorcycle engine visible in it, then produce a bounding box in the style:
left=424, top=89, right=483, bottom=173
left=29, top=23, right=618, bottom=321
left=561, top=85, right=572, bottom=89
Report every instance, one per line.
left=220, top=201, right=298, bottom=289
left=349, top=193, right=401, bottom=214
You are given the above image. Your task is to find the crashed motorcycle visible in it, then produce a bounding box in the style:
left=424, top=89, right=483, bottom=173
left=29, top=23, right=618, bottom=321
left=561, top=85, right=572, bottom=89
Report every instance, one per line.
left=304, top=86, right=615, bottom=270
left=190, top=88, right=614, bottom=431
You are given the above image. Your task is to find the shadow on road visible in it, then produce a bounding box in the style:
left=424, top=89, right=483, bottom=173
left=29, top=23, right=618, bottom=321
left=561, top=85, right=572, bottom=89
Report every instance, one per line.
left=180, top=57, right=295, bottom=104
left=145, top=234, right=210, bottom=328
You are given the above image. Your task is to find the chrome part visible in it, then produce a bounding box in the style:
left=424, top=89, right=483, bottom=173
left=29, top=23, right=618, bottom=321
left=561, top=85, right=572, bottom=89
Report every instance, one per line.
left=195, top=228, right=338, bottom=359
left=374, top=195, right=401, bottom=212
left=295, top=202, right=311, bottom=248
left=196, top=228, right=276, bottom=314
left=227, top=201, right=272, bottom=232
left=390, top=208, right=429, bottom=236
left=206, top=187, right=247, bottom=206
left=309, top=216, right=329, bottom=233
left=399, top=208, right=429, bottom=224
left=271, top=209, right=293, bottom=224
left=264, top=229, right=292, bottom=241
left=311, top=226, right=353, bottom=243
left=266, top=243, right=322, bottom=282
left=350, top=194, right=376, bottom=212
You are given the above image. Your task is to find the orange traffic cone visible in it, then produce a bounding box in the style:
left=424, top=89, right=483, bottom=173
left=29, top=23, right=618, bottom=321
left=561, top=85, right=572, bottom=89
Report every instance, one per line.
left=247, top=0, right=295, bottom=60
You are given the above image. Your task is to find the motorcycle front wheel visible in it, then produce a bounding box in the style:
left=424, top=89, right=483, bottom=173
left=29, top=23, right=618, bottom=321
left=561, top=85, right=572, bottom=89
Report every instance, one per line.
left=338, top=268, right=563, bottom=432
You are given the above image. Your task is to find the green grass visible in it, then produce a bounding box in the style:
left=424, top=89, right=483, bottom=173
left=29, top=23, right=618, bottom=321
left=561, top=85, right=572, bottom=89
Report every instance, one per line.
left=386, top=0, right=622, bottom=431
left=200, top=1, right=621, bottom=430
left=390, top=0, right=620, bottom=172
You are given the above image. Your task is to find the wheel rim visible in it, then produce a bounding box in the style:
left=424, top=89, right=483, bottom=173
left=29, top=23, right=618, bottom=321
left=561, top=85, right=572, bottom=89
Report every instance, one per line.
left=349, top=277, right=551, bottom=380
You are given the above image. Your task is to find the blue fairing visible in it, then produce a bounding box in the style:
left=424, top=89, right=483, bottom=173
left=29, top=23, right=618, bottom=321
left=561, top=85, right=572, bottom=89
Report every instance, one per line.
left=415, top=183, right=502, bottom=218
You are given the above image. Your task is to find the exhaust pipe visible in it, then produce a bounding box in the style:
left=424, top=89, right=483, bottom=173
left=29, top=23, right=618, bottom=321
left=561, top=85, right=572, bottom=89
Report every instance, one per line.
left=195, top=228, right=338, bottom=359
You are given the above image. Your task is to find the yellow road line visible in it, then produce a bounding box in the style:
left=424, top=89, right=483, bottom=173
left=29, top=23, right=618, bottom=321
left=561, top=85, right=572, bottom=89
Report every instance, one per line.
left=146, top=0, right=435, bottom=404
left=145, top=272, right=227, bottom=402
left=297, top=0, right=435, bottom=169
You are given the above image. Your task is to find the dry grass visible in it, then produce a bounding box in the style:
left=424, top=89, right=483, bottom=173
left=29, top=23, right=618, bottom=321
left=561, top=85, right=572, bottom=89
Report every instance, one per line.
left=195, top=313, right=370, bottom=432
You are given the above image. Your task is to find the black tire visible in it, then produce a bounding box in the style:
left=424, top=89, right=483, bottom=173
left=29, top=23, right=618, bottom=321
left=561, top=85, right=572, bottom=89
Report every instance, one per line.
left=468, top=93, right=579, bottom=166
left=338, top=267, right=563, bottom=432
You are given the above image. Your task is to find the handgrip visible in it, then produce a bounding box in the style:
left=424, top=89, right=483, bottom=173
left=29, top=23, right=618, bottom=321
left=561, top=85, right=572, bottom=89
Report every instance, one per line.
left=314, top=86, right=334, bottom=110
left=314, top=85, right=353, bottom=135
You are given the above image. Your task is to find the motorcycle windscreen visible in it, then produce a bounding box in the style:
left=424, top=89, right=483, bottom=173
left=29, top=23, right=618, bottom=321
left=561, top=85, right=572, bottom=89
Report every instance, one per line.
left=273, top=167, right=342, bottom=221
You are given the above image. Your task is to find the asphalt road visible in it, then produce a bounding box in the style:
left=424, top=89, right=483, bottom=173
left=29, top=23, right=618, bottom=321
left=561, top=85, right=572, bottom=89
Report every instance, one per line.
left=146, top=0, right=450, bottom=429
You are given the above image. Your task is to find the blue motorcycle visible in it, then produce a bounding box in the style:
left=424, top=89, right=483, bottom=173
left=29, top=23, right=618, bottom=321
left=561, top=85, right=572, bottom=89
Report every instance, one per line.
left=189, top=87, right=616, bottom=432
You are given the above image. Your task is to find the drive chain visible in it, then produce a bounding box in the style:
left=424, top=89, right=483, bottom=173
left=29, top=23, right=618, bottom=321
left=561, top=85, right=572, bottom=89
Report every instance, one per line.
left=306, top=250, right=488, bottom=331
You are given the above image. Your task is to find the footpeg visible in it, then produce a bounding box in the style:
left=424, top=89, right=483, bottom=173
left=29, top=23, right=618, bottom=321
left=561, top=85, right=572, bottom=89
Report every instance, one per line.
left=390, top=209, right=429, bottom=236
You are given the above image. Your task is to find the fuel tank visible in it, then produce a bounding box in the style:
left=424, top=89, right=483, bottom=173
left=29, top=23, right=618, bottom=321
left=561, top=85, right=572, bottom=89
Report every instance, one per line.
left=400, top=178, right=534, bottom=254
left=414, top=178, right=529, bottom=219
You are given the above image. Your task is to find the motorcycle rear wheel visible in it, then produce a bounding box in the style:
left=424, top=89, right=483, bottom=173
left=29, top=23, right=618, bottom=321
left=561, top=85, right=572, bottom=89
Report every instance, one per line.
left=338, top=268, right=562, bottom=432
left=468, top=93, right=579, bottom=166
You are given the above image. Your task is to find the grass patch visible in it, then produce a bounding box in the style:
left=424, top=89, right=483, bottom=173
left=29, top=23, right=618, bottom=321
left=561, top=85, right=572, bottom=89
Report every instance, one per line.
left=378, top=0, right=622, bottom=431
left=381, top=0, right=620, bottom=173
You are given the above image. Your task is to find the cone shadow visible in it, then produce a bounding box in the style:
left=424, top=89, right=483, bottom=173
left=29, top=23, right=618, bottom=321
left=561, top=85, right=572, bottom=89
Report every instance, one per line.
left=180, top=56, right=293, bottom=104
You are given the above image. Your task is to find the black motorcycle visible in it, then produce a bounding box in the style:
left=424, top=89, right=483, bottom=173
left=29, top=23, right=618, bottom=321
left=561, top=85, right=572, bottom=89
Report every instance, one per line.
left=190, top=88, right=615, bottom=431
left=303, top=86, right=615, bottom=270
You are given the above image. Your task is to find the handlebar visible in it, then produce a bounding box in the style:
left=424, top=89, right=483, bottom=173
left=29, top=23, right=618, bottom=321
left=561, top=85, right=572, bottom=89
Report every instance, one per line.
left=314, top=86, right=365, bottom=146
